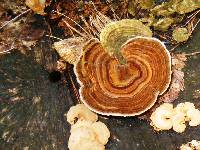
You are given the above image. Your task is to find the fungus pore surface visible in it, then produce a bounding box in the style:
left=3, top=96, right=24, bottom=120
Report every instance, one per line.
left=75, top=37, right=171, bottom=116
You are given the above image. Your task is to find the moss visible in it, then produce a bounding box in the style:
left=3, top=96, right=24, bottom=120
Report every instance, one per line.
left=139, top=14, right=155, bottom=26
left=151, top=2, right=175, bottom=16
left=151, top=0, right=200, bottom=16
left=139, top=0, right=155, bottom=9
left=171, top=0, right=200, bottom=14
left=172, top=27, right=190, bottom=42
left=128, top=0, right=155, bottom=16
left=150, top=0, right=200, bottom=31
left=133, top=0, right=200, bottom=31
left=153, top=17, right=174, bottom=31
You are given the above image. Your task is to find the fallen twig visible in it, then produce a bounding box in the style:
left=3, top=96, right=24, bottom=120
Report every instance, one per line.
left=54, top=10, right=91, bottom=37
left=184, top=9, right=200, bottom=26
left=45, top=35, right=63, bottom=41
left=0, top=48, right=15, bottom=54
left=0, top=9, right=31, bottom=30
left=170, top=44, right=180, bottom=51
left=68, top=71, right=81, bottom=104
left=185, top=51, right=200, bottom=56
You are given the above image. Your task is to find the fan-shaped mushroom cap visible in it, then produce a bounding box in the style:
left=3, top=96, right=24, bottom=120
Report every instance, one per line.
left=100, top=19, right=153, bottom=57
left=75, top=37, right=171, bottom=116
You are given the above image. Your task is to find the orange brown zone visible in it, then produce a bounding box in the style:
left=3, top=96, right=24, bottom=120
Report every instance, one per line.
left=75, top=38, right=171, bottom=116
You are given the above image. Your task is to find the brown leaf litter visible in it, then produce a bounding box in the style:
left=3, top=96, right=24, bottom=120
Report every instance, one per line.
left=0, top=8, right=46, bottom=54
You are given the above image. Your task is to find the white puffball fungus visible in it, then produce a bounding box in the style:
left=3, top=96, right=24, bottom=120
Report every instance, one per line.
left=187, top=109, right=200, bottom=126
left=66, top=104, right=98, bottom=125
left=171, top=112, right=186, bottom=133
left=175, top=102, right=195, bottom=113
left=150, top=103, right=173, bottom=131
left=150, top=102, right=200, bottom=133
left=68, top=127, right=96, bottom=149
left=70, top=138, right=105, bottom=150
left=91, top=121, right=110, bottom=145
left=71, top=120, right=93, bottom=132
left=180, top=140, right=200, bottom=150
left=66, top=104, right=110, bottom=150
left=174, top=102, right=196, bottom=122
left=70, top=120, right=110, bottom=144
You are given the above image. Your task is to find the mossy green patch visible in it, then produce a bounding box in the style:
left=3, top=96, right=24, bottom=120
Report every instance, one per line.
left=173, top=27, right=190, bottom=42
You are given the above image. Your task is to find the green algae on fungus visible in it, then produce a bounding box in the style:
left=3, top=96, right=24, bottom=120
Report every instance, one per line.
left=172, top=27, right=190, bottom=43
left=100, top=19, right=152, bottom=62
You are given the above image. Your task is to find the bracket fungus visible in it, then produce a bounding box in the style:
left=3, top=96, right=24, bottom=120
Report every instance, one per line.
left=100, top=19, right=153, bottom=63
left=74, top=35, right=171, bottom=116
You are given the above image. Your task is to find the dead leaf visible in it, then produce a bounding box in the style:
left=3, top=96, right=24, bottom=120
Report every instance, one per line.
left=25, top=0, right=46, bottom=15
left=0, top=12, right=46, bottom=54
left=53, top=37, right=87, bottom=64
